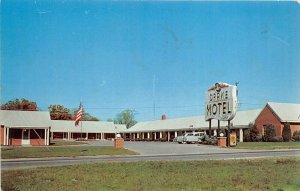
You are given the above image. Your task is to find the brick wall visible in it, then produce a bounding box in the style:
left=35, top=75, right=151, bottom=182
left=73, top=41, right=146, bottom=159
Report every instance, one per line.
left=291, top=123, right=300, bottom=135
left=0, top=127, right=4, bottom=145
left=255, top=105, right=300, bottom=137
left=114, top=138, right=124, bottom=149
left=11, top=138, right=22, bottom=145
left=255, top=105, right=282, bottom=136
left=30, top=139, right=45, bottom=145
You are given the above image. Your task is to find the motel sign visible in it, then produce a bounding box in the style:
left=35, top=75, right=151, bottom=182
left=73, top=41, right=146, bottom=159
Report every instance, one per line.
left=205, top=83, right=238, bottom=121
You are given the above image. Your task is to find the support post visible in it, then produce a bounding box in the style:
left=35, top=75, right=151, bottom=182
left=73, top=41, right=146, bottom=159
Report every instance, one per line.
left=213, top=130, right=217, bottom=136
left=209, top=119, right=212, bottom=138
left=227, top=120, right=231, bottom=146
left=6, top=128, right=10, bottom=145
left=47, top=129, right=50, bottom=145
left=45, top=129, right=47, bottom=145
left=239, top=128, right=243, bottom=142
left=217, top=120, right=220, bottom=137
left=4, top=127, right=7, bottom=145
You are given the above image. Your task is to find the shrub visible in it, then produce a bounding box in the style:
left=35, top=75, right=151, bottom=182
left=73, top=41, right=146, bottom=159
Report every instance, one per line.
left=159, top=137, right=167, bottom=142
left=249, top=124, right=259, bottom=141
left=201, top=135, right=217, bottom=145
left=282, top=122, right=291, bottom=142
left=264, top=124, right=276, bottom=142
left=293, top=130, right=300, bottom=137
left=244, top=129, right=251, bottom=142
left=271, top=136, right=283, bottom=142
left=199, top=134, right=208, bottom=143
left=254, top=135, right=263, bottom=142
left=292, top=135, right=300, bottom=142
left=208, top=137, right=217, bottom=145
left=244, top=123, right=259, bottom=142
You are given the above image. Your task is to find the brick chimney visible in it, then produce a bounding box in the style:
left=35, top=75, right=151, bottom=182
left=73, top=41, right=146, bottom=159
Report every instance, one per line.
left=162, top=114, right=166, bottom=120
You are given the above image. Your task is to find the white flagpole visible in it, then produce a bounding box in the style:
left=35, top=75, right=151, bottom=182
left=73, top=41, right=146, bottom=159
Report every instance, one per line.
left=80, top=120, right=83, bottom=139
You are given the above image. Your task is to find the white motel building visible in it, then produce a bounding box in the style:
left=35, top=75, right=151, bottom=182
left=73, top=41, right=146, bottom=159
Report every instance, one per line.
left=1, top=102, right=300, bottom=146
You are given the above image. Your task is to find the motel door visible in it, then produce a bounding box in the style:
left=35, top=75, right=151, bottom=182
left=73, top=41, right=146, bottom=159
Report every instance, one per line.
left=22, top=129, right=30, bottom=145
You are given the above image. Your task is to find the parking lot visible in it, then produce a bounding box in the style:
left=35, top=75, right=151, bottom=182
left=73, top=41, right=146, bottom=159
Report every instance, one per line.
left=87, top=140, right=251, bottom=155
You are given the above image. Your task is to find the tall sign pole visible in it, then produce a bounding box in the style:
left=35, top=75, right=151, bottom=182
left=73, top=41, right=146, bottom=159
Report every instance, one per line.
left=205, top=82, right=238, bottom=146
left=153, top=74, right=156, bottom=120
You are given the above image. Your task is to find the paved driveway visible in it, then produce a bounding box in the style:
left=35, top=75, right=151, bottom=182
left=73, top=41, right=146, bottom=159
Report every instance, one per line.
left=88, top=140, right=252, bottom=155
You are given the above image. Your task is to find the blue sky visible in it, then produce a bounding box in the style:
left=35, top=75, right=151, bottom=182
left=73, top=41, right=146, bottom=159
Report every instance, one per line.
left=2, top=1, right=300, bottom=121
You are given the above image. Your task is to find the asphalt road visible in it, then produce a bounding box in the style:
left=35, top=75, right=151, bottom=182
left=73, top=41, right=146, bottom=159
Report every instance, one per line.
left=2, top=150, right=300, bottom=170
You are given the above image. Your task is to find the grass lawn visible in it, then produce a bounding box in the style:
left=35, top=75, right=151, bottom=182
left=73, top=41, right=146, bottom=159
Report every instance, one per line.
left=50, top=140, right=88, bottom=146
left=234, top=142, right=300, bottom=149
left=2, top=158, right=300, bottom=191
left=1, top=146, right=137, bottom=159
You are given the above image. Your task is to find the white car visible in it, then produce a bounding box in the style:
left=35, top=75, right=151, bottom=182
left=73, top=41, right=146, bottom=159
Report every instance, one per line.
left=176, top=132, right=204, bottom=144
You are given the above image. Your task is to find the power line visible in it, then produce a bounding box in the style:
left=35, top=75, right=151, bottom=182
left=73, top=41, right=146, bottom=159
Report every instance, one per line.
left=37, top=102, right=266, bottom=111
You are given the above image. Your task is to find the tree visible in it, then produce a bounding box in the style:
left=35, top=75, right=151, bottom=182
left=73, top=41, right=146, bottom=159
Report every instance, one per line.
left=114, top=109, right=137, bottom=129
left=48, top=104, right=72, bottom=120
left=81, top=112, right=99, bottom=121
left=243, top=129, right=251, bottom=142
left=264, top=124, right=276, bottom=142
left=71, top=108, right=99, bottom=121
left=249, top=123, right=259, bottom=142
left=282, top=122, right=291, bottom=142
left=1, top=98, right=37, bottom=111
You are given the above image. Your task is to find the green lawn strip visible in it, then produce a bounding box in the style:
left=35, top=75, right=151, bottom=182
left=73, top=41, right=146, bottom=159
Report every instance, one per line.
left=1, top=146, right=138, bottom=159
left=234, top=142, right=300, bottom=149
left=2, top=157, right=300, bottom=191
left=50, top=140, right=88, bottom=146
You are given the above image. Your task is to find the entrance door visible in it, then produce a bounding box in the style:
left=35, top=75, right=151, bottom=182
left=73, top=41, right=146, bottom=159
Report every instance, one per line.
left=22, top=129, right=30, bottom=145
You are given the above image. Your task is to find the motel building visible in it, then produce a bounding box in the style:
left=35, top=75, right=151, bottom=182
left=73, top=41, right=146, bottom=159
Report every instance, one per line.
left=255, top=102, right=300, bottom=136
left=119, top=109, right=261, bottom=142
left=50, top=120, right=127, bottom=141
left=0, top=110, right=127, bottom=146
left=1, top=102, right=300, bottom=146
left=0, top=110, right=51, bottom=146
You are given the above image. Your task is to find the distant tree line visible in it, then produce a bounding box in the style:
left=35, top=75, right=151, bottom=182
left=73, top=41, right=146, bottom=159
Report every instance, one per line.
left=1, top=98, right=37, bottom=111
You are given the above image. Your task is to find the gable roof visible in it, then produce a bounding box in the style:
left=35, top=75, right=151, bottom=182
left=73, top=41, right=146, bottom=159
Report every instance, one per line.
left=115, top=124, right=127, bottom=133
left=0, top=110, right=51, bottom=128
left=267, top=102, right=300, bottom=123
left=50, top=120, right=117, bottom=133
left=123, top=109, right=261, bottom=133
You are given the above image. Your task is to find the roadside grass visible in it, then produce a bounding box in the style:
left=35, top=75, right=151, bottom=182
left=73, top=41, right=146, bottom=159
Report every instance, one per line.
left=1, top=146, right=137, bottom=159
left=50, top=140, right=88, bottom=146
left=2, top=157, right=300, bottom=191
left=234, top=142, right=300, bottom=149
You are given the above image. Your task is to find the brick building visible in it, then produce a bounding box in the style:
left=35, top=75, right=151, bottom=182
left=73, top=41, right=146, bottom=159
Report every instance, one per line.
left=255, top=102, right=300, bottom=136
left=0, top=110, right=51, bottom=146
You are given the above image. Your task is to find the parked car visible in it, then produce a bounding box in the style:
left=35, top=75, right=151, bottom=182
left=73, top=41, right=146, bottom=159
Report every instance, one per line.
left=176, top=132, right=205, bottom=144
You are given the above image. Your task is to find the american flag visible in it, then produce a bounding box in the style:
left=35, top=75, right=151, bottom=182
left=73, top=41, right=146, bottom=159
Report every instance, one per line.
left=75, top=103, right=83, bottom=126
